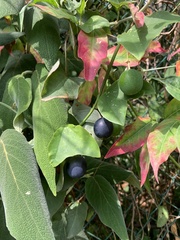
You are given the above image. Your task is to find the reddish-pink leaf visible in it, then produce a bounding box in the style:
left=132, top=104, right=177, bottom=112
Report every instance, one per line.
left=105, top=117, right=155, bottom=159
left=146, top=41, right=166, bottom=54
left=147, top=117, right=180, bottom=182
left=134, top=11, right=145, bottom=28
left=140, top=144, right=150, bottom=186
left=176, top=60, right=180, bottom=76
left=78, top=30, right=108, bottom=81
left=77, top=80, right=97, bottom=105
left=129, top=3, right=144, bottom=28
left=106, top=45, right=139, bottom=67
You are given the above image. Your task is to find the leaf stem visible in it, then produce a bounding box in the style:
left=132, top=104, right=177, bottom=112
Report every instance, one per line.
left=127, top=100, right=139, bottom=117
left=141, top=65, right=175, bottom=72
left=79, top=43, right=121, bottom=126
left=169, top=155, right=180, bottom=169
left=139, top=0, right=154, bottom=12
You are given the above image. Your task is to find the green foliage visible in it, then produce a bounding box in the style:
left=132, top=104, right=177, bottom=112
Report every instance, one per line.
left=0, top=0, right=180, bottom=239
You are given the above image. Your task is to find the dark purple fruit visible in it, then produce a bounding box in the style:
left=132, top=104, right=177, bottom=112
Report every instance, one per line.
left=94, top=117, right=113, bottom=138
left=22, top=127, right=33, bottom=141
left=66, top=156, right=87, bottom=178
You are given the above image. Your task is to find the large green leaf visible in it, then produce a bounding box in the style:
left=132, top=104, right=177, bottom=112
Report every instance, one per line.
left=118, top=11, right=180, bottom=60
left=33, top=3, right=77, bottom=23
left=32, top=64, right=68, bottom=195
left=48, top=124, right=101, bottom=167
left=85, top=175, right=129, bottom=240
left=0, top=32, right=24, bottom=46
left=0, top=0, right=25, bottom=18
left=29, top=15, right=60, bottom=70
left=161, top=76, right=180, bottom=101
left=0, top=129, right=55, bottom=240
left=80, top=15, right=110, bottom=33
left=87, top=158, right=140, bottom=189
left=65, top=202, right=88, bottom=238
left=98, top=80, right=127, bottom=125
left=164, top=99, right=180, bottom=118
left=42, top=62, right=84, bottom=100
left=8, top=75, right=32, bottom=130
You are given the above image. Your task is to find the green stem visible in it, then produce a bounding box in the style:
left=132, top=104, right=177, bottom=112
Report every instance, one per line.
left=127, top=100, right=139, bottom=117
left=169, top=155, right=180, bottom=169
left=109, top=16, right=132, bottom=26
left=139, top=0, right=154, bottom=12
left=79, top=43, right=121, bottom=126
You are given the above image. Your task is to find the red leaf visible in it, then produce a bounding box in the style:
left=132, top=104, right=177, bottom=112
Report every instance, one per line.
left=129, top=3, right=145, bottom=28
left=134, top=12, right=145, bottom=28
left=146, top=41, right=166, bottom=53
left=176, top=60, right=180, bottom=76
left=78, top=30, right=108, bottom=81
left=147, top=117, right=180, bottom=182
left=105, top=117, right=154, bottom=159
left=140, top=144, right=150, bottom=186
left=106, top=45, right=139, bottom=67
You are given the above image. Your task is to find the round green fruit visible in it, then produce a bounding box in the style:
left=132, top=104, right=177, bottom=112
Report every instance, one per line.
left=119, top=69, right=143, bottom=96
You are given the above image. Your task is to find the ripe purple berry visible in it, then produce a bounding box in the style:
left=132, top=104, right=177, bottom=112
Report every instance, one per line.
left=66, top=156, right=87, bottom=178
left=94, top=117, right=113, bottom=138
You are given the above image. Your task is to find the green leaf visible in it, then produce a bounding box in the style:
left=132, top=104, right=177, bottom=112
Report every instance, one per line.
left=157, top=206, right=169, bottom=228
left=0, top=51, right=36, bottom=100
left=164, top=99, right=180, bottom=118
left=87, top=158, right=140, bottom=189
left=45, top=188, right=66, bottom=218
left=107, top=0, right=131, bottom=9
left=85, top=175, right=129, bottom=240
left=118, top=11, right=180, bottom=60
left=80, top=15, right=110, bottom=33
left=8, top=75, right=32, bottom=130
left=29, top=15, right=60, bottom=70
left=0, top=32, right=24, bottom=46
left=0, top=129, right=55, bottom=240
left=0, top=0, right=25, bottom=18
left=98, top=80, right=127, bottom=125
left=34, top=3, right=77, bottom=23
left=32, top=0, right=59, bottom=8
left=32, top=65, right=68, bottom=195
left=65, top=202, right=88, bottom=238
left=48, top=124, right=101, bottom=167
left=42, top=62, right=84, bottom=100
left=164, top=76, right=180, bottom=101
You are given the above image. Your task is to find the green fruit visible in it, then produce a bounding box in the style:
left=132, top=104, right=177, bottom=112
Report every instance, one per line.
left=119, top=69, right=143, bottom=96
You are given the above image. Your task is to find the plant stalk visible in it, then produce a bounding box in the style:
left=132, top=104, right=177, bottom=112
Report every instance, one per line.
left=80, top=43, right=121, bottom=126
